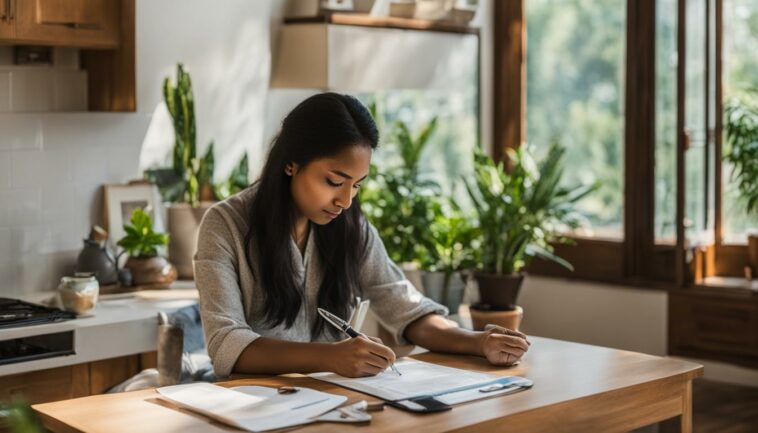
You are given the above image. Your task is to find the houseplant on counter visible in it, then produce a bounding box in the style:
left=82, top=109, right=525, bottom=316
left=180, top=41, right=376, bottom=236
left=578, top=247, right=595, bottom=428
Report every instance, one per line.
left=118, top=208, right=177, bottom=288
left=465, top=143, right=595, bottom=330
left=724, top=93, right=758, bottom=278
left=418, top=198, right=479, bottom=316
left=146, top=64, right=249, bottom=279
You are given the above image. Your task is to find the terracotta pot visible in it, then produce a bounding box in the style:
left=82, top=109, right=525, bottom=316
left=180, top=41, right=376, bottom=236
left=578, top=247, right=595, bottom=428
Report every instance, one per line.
left=421, top=271, right=466, bottom=315
left=749, top=233, right=758, bottom=279
left=470, top=304, right=524, bottom=332
left=474, top=272, right=524, bottom=310
left=167, top=202, right=214, bottom=279
left=125, top=256, right=177, bottom=287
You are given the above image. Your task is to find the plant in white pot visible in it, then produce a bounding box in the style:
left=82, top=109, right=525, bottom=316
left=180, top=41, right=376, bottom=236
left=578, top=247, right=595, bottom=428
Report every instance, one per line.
left=464, top=143, right=595, bottom=330
left=418, top=198, right=479, bottom=316
left=724, top=93, right=758, bottom=277
left=148, top=64, right=249, bottom=279
left=118, top=209, right=177, bottom=288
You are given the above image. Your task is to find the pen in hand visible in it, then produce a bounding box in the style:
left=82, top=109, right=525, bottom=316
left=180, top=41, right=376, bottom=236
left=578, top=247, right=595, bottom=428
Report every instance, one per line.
left=317, top=307, right=402, bottom=376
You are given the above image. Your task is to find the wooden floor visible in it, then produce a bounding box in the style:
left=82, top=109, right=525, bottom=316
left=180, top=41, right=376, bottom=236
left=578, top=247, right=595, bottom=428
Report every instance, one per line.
left=693, top=378, right=758, bottom=433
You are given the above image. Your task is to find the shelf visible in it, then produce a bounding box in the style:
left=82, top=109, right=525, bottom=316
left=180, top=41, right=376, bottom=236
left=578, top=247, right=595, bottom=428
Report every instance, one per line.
left=284, top=13, right=479, bottom=35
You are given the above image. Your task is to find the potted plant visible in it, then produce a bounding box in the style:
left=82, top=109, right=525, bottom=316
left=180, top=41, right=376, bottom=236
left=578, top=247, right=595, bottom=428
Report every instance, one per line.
left=118, top=208, right=177, bottom=288
left=418, top=198, right=479, bottom=316
left=360, top=106, right=440, bottom=290
left=464, top=143, right=595, bottom=330
left=146, top=64, right=250, bottom=279
left=724, top=93, right=758, bottom=277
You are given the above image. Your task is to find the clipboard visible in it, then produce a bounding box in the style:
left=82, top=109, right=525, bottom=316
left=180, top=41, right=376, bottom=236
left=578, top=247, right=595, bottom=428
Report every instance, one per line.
left=310, top=359, right=533, bottom=413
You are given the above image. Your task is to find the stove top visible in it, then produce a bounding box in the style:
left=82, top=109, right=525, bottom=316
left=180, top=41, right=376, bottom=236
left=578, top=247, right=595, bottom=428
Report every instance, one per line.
left=0, top=298, right=76, bottom=329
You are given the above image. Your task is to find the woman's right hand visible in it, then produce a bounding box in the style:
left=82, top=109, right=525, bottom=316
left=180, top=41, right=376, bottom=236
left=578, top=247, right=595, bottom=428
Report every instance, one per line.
left=327, top=336, right=397, bottom=377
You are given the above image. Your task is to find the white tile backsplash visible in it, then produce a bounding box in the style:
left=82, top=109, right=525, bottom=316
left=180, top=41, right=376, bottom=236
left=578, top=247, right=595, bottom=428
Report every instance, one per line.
left=0, top=115, right=42, bottom=150
left=0, top=151, right=10, bottom=189
left=10, top=69, right=54, bottom=112
left=0, top=188, right=42, bottom=226
left=53, top=70, right=88, bottom=111
left=0, top=228, right=11, bottom=264
left=0, top=71, right=10, bottom=112
left=11, top=149, right=72, bottom=188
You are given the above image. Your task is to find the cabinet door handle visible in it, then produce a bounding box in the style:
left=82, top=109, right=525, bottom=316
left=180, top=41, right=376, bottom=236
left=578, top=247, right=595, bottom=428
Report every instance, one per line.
left=61, top=22, right=101, bottom=30
left=7, top=0, right=12, bottom=20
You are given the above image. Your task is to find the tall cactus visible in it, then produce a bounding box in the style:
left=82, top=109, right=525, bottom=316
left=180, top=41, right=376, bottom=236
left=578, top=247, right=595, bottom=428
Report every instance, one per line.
left=164, top=64, right=201, bottom=207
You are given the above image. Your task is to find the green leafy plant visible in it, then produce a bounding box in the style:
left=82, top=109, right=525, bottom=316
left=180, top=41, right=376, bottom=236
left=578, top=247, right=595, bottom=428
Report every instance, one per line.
left=360, top=107, right=440, bottom=265
left=420, top=198, right=480, bottom=274
left=724, top=92, right=758, bottom=217
left=465, top=143, right=596, bottom=275
left=147, top=64, right=249, bottom=205
left=117, top=209, right=169, bottom=258
left=0, top=400, right=44, bottom=433
left=214, top=153, right=250, bottom=200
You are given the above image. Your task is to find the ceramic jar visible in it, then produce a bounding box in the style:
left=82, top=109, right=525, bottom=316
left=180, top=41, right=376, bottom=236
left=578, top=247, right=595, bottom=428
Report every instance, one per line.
left=58, top=274, right=99, bottom=314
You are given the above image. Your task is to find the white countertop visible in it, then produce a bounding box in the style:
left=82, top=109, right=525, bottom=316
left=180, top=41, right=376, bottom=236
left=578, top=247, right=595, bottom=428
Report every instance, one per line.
left=0, top=284, right=198, bottom=377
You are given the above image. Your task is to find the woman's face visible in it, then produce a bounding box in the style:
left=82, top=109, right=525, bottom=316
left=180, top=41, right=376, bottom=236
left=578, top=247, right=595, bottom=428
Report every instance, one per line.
left=287, top=144, right=372, bottom=225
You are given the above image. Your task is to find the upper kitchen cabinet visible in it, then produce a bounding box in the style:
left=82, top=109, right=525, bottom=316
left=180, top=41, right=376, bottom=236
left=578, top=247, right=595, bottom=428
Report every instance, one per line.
left=0, top=0, right=136, bottom=112
left=11, top=0, right=119, bottom=48
left=0, top=0, right=15, bottom=39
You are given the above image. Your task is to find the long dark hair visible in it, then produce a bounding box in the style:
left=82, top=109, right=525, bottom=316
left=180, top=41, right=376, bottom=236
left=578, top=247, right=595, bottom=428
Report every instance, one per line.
left=246, top=93, right=378, bottom=339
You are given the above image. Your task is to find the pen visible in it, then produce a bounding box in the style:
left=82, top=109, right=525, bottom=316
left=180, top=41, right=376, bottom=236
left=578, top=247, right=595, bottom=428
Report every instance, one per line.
left=317, top=307, right=401, bottom=376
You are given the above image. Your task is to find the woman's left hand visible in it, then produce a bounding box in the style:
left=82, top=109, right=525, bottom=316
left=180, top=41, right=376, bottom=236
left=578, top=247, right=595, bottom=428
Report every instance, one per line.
left=478, top=326, right=531, bottom=366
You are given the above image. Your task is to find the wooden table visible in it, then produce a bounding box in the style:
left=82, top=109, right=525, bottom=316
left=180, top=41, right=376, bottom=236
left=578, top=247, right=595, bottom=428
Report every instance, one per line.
left=33, top=337, right=703, bottom=433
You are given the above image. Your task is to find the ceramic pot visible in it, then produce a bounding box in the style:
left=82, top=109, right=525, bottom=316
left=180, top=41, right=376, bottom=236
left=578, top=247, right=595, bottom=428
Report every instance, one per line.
left=75, top=239, right=118, bottom=285
left=474, top=272, right=524, bottom=310
left=470, top=304, right=523, bottom=332
left=421, top=271, right=466, bottom=315
left=125, top=256, right=177, bottom=287
left=167, top=202, right=213, bottom=279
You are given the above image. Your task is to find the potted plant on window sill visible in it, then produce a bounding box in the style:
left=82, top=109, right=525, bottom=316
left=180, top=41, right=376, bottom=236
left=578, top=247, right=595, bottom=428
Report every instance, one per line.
left=724, top=93, right=758, bottom=278
left=464, top=143, right=596, bottom=330
left=118, top=208, right=177, bottom=288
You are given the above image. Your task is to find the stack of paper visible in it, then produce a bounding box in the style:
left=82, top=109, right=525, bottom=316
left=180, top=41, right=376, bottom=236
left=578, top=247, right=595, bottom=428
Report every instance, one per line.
left=157, top=383, right=346, bottom=432
left=310, top=358, right=532, bottom=405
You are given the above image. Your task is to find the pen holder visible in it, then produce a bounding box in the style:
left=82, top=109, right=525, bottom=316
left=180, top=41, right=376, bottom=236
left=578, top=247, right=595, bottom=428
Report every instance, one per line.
left=158, top=321, right=184, bottom=386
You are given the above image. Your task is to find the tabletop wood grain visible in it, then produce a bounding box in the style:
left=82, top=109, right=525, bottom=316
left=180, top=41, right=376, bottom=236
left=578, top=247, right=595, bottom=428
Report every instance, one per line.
left=32, top=336, right=703, bottom=433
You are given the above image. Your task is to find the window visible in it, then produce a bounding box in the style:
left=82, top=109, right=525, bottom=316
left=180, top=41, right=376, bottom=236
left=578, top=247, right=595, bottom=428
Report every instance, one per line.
left=655, top=0, right=678, bottom=242
left=722, top=0, right=758, bottom=244
left=525, top=0, right=627, bottom=239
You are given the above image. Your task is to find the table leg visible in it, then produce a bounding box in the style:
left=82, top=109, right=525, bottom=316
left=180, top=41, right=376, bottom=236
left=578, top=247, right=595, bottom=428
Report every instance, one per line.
left=660, top=380, right=693, bottom=433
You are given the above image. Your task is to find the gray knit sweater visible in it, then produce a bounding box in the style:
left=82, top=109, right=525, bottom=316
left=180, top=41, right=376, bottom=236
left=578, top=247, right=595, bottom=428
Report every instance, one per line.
left=193, top=187, right=447, bottom=377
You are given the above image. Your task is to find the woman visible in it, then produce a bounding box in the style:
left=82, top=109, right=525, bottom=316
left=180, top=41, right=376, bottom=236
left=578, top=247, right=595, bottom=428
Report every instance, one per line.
left=194, top=93, right=530, bottom=378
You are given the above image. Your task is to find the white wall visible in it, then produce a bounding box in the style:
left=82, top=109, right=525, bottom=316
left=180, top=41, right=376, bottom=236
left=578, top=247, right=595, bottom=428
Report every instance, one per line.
left=518, top=276, right=668, bottom=356
left=0, top=0, right=285, bottom=297
left=519, top=276, right=758, bottom=387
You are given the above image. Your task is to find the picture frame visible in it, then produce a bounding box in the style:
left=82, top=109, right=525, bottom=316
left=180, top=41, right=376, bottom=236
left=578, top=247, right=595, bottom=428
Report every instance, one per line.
left=102, top=182, right=166, bottom=250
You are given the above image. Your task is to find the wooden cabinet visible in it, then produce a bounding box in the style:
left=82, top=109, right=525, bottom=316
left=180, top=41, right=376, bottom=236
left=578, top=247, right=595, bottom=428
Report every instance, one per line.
left=12, top=0, right=120, bottom=48
left=0, top=352, right=156, bottom=405
left=0, top=0, right=15, bottom=39
left=669, top=289, right=758, bottom=369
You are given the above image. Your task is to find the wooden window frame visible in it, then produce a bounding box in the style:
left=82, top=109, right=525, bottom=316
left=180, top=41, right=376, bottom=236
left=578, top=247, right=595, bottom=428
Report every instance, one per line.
left=494, top=0, right=677, bottom=287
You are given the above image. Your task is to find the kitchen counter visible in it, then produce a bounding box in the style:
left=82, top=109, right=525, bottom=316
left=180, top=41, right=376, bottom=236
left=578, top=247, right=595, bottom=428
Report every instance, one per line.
left=0, top=282, right=198, bottom=377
